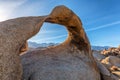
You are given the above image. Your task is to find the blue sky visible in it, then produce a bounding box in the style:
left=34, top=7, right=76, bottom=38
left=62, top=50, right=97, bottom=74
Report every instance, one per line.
left=0, top=0, right=120, bottom=47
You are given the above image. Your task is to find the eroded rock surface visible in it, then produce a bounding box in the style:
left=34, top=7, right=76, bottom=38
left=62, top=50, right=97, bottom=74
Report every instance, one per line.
left=93, top=46, right=120, bottom=80
left=0, top=16, right=46, bottom=80
left=21, top=5, right=100, bottom=80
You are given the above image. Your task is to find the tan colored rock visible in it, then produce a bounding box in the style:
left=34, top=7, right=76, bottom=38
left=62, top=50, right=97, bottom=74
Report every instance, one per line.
left=110, top=66, right=119, bottom=71
left=21, top=5, right=100, bottom=80
left=101, top=46, right=120, bottom=57
left=20, top=41, right=28, bottom=54
left=112, top=71, right=120, bottom=78
left=0, top=16, right=46, bottom=80
left=101, top=57, right=112, bottom=69
left=101, top=56, right=120, bottom=69
left=101, top=50, right=110, bottom=56
left=108, top=56, right=120, bottom=67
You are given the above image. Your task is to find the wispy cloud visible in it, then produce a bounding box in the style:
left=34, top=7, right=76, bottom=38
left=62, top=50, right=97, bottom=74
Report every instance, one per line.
left=39, top=29, right=67, bottom=34
left=43, top=35, right=67, bottom=40
left=29, top=34, right=67, bottom=43
left=9, top=0, right=49, bottom=18
left=0, top=0, right=27, bottom=21
left=86, top=21, right=120, bottom=32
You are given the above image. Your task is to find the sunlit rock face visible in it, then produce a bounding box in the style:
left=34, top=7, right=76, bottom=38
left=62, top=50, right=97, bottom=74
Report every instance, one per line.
left=21, top=5, right=101, bottom=80
left=93, top=45, right=120, bottom=80
left=0, top=16, right=46, bottom=80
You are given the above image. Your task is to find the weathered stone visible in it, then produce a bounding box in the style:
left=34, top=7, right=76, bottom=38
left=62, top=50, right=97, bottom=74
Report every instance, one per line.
left=101, top=56, right=120, bottom=69
left=108, top=56, right=120, bottom=67
left=21, top=5, right=100, bottom=80
left=96, top=60, right=110, bottom=76
left=0, top=16, right=46, bottom=80
left=101, top=57, right=112, bottom=69
left=20, top=41, right=28, bottom=53
left=110, top=66, right=119, bottom=71
left=101, top=46, right=120, bottom=57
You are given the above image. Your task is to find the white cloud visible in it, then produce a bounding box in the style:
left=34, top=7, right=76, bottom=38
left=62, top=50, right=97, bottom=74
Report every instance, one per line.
left=0, top=0, right=27, bottom=21
left=39, top=29, right=67, bottom=34
left=28, top=34, right=67, bottom=43
left=86, top=21, right=120, bottom=32
left=43, top=35, right=67, bottom=40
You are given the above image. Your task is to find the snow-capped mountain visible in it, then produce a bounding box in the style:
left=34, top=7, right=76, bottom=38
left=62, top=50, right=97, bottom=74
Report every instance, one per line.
left=28, top=41, right=110, bottom=50
left=91, top=46, right=110, bottom=51
left=28, top=41, right=58, bottom=48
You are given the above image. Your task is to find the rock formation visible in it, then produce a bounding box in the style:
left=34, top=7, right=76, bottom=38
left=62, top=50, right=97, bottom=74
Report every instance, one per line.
left=20, top=41, right=28, bottom=54
left=21, top=5, right=100, bottom=80
left=93, top=45, right=120, bottom=80
left=0, top=16, right=46, bottom=80
left=101, top=46, right=120, bottom=57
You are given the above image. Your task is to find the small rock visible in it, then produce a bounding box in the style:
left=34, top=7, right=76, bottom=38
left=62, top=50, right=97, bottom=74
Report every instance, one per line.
left=101, top=56, right=120, bottom=69
left=110, top=66, right=119, bottom=71
left=108, top=56, right=120, bottom=67
left=101, top=57, right=112, bottom=69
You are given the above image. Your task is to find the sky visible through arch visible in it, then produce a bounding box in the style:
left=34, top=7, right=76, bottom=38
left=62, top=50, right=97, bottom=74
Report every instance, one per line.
left=0, top=0, right=120, bottom=47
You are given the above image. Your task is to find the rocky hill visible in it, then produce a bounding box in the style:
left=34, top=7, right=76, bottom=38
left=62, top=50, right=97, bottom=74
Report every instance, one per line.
left=20, top=5, right=100, bottom=80
left=1, top=5, right=118, bottom=80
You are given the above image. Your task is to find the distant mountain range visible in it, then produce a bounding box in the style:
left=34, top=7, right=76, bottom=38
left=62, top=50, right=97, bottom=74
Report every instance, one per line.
left=28, top=41, right=59, bottom=48
left=91, top=46, right=110, bottom=50
left=28, top=41, right=110, bottom=51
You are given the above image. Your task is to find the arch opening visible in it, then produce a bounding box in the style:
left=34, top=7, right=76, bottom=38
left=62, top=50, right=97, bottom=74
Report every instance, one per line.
left=20, top=23, right=68, bottom=53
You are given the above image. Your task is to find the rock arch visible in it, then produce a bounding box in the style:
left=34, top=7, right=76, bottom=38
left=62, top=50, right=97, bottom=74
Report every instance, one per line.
left=21, top=5, right=101, bottom=80
left=0, top=16, right=46, bottom=80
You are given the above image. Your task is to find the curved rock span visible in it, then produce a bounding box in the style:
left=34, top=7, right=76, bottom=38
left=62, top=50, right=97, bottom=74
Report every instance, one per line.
left=0, top=5, right=101, bottom=80
left=0, top=16, right=47, bottom=80
left=21, top=5, right=101, bottom=80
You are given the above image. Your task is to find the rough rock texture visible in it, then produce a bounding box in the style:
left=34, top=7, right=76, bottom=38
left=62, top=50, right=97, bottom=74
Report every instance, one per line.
left=93, top=46, right=120, bottom=80
left=21, top=5, right=100, bottom=80
left=20, top=41, right=28, bottom=53
left=101, top=46, right=120, bottom=57
left=0, top=16, right=46, bottom=80
left=101, top=56, right=120, bottom=68
left=96, top=60, right=110, bottom=76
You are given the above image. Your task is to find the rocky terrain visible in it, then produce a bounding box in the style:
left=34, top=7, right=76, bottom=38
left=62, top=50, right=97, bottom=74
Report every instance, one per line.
left=93, top=45, right=120, bottom=80
left=0, top=16, right=47, bottom=80
left=1, top=5, right=119, bottom=80
left=20, top=5, right=100, bottom=80
left=22, top=44, right=120, bottom=80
